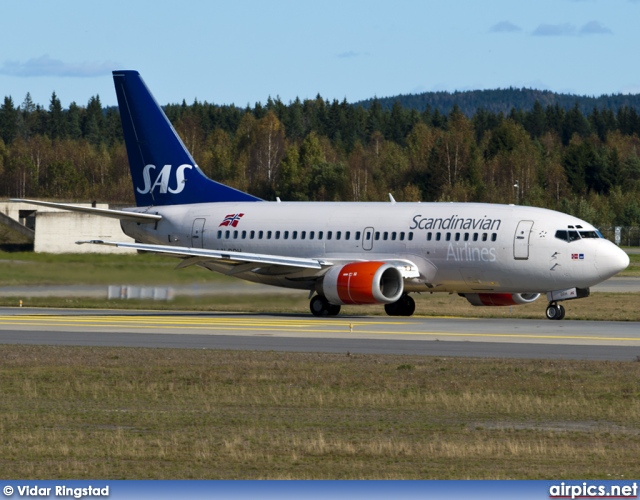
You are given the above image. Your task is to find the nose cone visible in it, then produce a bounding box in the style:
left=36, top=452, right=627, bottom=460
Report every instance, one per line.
left=596, top=243, right=630, bottom=280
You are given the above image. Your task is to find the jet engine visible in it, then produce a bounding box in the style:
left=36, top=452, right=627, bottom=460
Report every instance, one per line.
left=318, top=261, right=404, bottom=305
left=461, top=293, right=540, bottom=307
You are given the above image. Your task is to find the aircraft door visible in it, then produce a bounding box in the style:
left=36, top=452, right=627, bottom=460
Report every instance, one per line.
left=362, top=227, right=374, bottom=251
left=191, top=218, right=206, bottom=248
left=513, top=220, right=534, bottom=260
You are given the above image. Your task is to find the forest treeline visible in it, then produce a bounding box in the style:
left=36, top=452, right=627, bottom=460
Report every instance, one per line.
left=2, top=89, right=640, bottom=228
left=358, top=87, right=640, bottom=117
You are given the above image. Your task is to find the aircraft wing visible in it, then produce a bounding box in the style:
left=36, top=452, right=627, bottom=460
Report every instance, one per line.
left=76, top=239, right=332, bottom=270
left=11, top=199, right=161, bottom=223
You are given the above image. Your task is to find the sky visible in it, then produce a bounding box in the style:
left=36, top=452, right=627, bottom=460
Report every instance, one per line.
left=1, top=0, right=639, bottom=110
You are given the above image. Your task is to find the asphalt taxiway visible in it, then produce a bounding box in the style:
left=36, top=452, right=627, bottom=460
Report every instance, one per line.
left=0, top=307, right=639, bottom=361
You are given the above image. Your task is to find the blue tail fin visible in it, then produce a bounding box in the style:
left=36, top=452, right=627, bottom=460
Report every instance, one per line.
left=112, top=70, right=261, bottom=206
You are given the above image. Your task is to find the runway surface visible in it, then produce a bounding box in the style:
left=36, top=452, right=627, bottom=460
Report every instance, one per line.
left=1, top=307, right=639, bottom=361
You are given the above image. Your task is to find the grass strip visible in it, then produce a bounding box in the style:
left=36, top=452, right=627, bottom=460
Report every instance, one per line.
left=0, top=346, right=638, bottom=479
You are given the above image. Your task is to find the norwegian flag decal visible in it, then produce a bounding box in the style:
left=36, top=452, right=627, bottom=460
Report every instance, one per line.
left=219, top=213, right=244, bottom=227
left=571, top=253, right=585, bottom=260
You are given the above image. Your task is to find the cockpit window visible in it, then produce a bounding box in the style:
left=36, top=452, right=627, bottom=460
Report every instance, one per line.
left=555, top=229, right=603, bottom=242
left=579, top=231, right=601, bottom=239
left=555, top=230, right=579, bottom=242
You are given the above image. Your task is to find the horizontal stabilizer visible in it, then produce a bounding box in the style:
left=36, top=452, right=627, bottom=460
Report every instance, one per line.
left=11, top=199, right=162, bottom=223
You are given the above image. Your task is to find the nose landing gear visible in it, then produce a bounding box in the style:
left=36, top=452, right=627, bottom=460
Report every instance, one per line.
left=545, top=302, right=566, bottom=320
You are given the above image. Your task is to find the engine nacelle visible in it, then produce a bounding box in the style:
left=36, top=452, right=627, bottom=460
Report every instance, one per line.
left=319, top=261, right=404, bottom=305
left=462, top=293, right=541, bottom=307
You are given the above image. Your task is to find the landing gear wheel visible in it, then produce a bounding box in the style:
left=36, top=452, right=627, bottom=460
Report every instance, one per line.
left=327, top=304, right=341, bottom=316
left=384, top=302, right=399, bottom=316
left=545, top=303, right=565, bottom=320
left=310, top=295, right=341, bottom=317
left=399, top=294, right=416, bottom=316
left=385, top=294, right=416, bottom=317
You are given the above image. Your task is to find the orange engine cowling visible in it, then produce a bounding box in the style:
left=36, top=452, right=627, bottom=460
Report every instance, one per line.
left=462, top=293, right=540, bottom=306
left=320, top=262, right=404, bottom=305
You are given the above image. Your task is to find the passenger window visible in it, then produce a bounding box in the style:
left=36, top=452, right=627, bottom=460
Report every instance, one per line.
left=446, top=233, right=451, bottom=241
left=309, top=231, right=314, bottom=240
left=455, top=233, right=460, bottom=241
left=241, top=230, right=246, bottom=239
left=392, top=232, right=397, bottom=241
left=482, top=233, right=488, bottom=241
left=408, top=232, right=413, bottom=241
left=383, top=232, right=388, bottom=241
left=491, top=233, right=497, bottom=242
left=250, top=230, right=255, bottom=239
left=436, top=233, right=441, bottom=241
left=284, top=231, right=289, bottom=239
left=464, top=233, right=469, bottom=241
left=275, top=231, right=281, bottom=239
left=375, top=232, right=380, bottom=240
left=267, top=231, right=272, bottom=239
left=473, top=233, right=478, bottom=241
left=399, top=232, right=405, bottom=241
left=336, top=231, right=341, bottom=240
left=259, top=230, right=264, bottom=239
left=301, top=231, right=306, bottom=239
left=355, top=231, right=361, bottom=240
left=292, top=231, right=297, bottom=240
left=327, top=231, right=332, bottom=240
left=318, top=231, right=323, bottom=240
left=427, top=233, right=432, bottom=241
left=345, top=231, right=350, bottom=240
left=225, top=230, right=230, bottom=239
left=217, top=230, right=222, bottom=239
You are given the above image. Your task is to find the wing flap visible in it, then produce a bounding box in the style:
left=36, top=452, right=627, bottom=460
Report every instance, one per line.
left=76, top=240, right=330, bottom=269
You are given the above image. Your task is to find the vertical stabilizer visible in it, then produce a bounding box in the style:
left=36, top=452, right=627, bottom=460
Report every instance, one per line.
left=112, top=70, right=261, bottom=206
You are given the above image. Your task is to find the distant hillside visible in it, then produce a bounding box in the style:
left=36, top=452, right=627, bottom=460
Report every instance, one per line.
left=355, top=88, right=640, bottom=116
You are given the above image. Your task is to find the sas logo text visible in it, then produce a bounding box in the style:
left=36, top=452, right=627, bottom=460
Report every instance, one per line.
left=137, top=164, right=192, bottom=195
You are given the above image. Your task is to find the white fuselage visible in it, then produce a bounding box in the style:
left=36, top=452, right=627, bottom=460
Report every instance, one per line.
left=121, top=201, right=628, bottom=294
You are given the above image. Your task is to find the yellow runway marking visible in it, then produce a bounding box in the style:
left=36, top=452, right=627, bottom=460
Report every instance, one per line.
left=0, top=315, right=639, bottom=343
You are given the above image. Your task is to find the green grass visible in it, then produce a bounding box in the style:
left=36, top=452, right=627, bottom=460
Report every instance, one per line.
left=0, top=346, right=638, bottom=479
left=0, top=252, right=233, bottom=286
left=2, top=250, right=640, bottom=321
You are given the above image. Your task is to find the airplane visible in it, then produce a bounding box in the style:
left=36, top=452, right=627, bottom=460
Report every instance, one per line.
left=14, top=70, right=630, bottom=320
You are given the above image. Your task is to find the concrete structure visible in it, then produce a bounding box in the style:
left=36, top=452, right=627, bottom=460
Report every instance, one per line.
left=0, top=201, right=135, bottom=254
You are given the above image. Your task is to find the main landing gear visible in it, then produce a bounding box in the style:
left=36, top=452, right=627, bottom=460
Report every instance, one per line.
left=545, top=302, right=566, bottom=320
left=309, top=294, right=416, bottom=317
left=384, top=294, right=416, bottom=317
left=310, top=295, right=341, bottom=317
